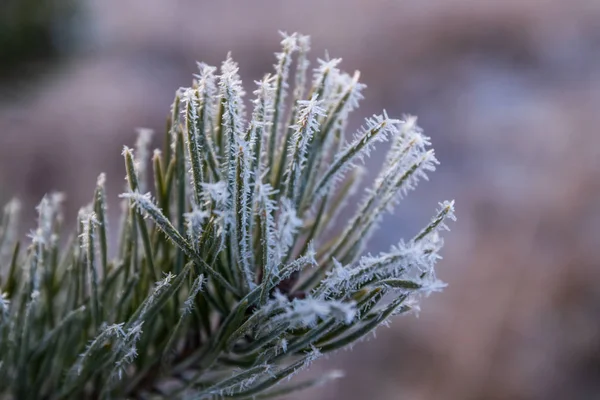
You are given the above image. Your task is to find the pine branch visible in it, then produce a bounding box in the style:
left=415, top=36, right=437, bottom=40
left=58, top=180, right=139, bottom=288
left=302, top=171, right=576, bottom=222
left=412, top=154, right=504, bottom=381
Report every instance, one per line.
left=0, top=32, right=455, bottom=400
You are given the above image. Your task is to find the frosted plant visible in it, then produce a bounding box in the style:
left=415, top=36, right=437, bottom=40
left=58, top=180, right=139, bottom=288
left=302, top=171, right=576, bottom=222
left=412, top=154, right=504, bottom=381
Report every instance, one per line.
left=0, top=32, right=455, bottom=399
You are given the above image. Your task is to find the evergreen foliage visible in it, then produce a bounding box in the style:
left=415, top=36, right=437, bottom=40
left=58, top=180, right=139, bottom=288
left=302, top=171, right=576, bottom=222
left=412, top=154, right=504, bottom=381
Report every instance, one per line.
left=0, top=32, right=455, bottom=399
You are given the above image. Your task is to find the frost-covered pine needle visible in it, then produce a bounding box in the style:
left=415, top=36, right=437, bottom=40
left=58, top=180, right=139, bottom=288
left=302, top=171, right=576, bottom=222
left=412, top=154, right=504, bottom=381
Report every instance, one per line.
left=0, top=32, right=455, bottom=400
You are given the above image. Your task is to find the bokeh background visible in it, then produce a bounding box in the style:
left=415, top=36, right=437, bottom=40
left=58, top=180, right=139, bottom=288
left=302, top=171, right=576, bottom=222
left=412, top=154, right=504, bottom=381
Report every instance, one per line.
left=2, top=1, right=600, bottom=399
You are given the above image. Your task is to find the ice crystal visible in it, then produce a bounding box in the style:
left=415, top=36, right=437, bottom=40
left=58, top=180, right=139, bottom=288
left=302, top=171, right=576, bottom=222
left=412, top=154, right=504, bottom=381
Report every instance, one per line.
left=0, top=32, right=454, bottom=400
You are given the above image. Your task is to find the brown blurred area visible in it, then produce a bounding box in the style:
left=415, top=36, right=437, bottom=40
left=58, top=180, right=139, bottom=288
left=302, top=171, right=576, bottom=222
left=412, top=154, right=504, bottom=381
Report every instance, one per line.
left=2, top=1, right=600, bottom=399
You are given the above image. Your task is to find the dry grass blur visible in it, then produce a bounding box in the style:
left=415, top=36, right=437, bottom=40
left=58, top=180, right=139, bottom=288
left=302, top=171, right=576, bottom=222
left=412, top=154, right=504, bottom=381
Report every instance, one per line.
left=1, top=1, right=600, bottom=399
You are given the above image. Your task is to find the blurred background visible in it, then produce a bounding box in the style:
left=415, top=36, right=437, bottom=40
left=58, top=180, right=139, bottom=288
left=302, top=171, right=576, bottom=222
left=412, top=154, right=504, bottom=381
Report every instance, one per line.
left=1, top=0, right=600, bottom=399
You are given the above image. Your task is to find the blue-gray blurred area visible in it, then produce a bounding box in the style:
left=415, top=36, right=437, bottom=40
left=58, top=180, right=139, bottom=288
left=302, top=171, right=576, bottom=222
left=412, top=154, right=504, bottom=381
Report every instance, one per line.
left=1, top=1, right=600, bottom=399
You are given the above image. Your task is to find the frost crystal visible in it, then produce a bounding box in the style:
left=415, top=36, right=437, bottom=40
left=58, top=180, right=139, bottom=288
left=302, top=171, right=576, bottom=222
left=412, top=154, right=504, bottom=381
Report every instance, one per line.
left=0, top=32, right=455, bottom=400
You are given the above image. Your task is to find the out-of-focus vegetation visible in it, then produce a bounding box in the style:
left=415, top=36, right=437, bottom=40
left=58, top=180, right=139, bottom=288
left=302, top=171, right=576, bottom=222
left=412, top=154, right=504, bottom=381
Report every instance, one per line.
left=0, top=0, right=80, bottom=76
